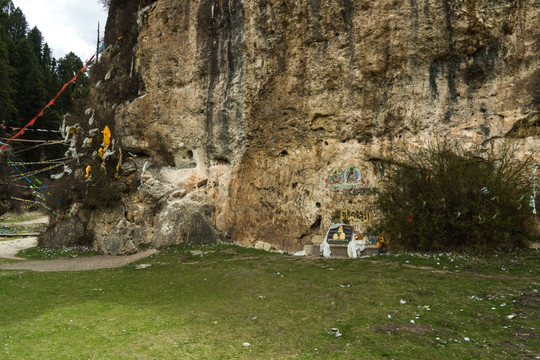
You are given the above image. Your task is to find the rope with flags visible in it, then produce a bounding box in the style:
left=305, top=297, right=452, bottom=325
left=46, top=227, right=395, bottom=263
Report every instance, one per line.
left=0, top=54, right=96, bottom=151
left=8, top=161, right=45, bottom=187
left=10, top=196, right=52, bottom=211
left=10, top=161, right=68, bottom=180
left=0, top=137, right=64, bottom=143
left=7, top=157, right=70, bottom=166
left=0, top=125, right=62, bottom=133
left=11, top=141, right=68, bottom=155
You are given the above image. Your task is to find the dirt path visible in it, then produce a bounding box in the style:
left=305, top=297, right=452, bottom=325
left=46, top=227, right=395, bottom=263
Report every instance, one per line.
left=4, top=215, right=49, bottom=227
left=0, top=249, right=159, bottom=272
left=0, top=237, right=39, bottom=260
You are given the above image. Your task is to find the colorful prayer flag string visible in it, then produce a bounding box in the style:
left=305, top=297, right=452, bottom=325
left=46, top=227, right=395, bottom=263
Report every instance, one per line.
left=11, top=141, right=68, bottom=155
left=0, top=137, right=64, bottom=144
left=11, top=183, right=45, bottom=190
left=10, top=161, right=67, bottom=180
left=7, top=157, right=70, bottom=166
left=10, top=196, right=52, bottom=211
left=8, top=160, right=47, bottom=192
left=0, top=54, right=96, bottom=151
left=0, top=125, right=61, bottom=133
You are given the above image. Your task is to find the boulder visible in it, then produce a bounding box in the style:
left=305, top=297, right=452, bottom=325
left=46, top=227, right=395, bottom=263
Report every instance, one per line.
left=40, top=215, right=88, bottom=249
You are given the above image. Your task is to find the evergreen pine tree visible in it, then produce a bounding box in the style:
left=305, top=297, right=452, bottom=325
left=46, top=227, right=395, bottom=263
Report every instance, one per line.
left=55, top=52, right=85, bottom=114
left=12, top=37, right=46, bottom=124
left=6, top=4, right=26, bottom=42
left=0, top=36, right=16, bottom=126
left=0, top=1, right=15, bottom=129
left=27, top=26, right=43, bottom=62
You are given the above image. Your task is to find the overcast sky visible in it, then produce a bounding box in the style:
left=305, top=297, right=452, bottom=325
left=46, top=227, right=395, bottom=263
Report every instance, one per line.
left=12, top=0, right=108, bottom=61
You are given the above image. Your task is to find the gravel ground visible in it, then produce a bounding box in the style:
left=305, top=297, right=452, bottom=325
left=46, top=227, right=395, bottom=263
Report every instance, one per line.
left=0, top=237, right=39, bottom=260
left=0, top=249, right=158, bottom=272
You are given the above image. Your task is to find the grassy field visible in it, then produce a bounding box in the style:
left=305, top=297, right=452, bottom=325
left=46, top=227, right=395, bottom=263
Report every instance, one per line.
left=0, top=244, right=538, bottom=359
left=0, top=211, right=46, bottom=224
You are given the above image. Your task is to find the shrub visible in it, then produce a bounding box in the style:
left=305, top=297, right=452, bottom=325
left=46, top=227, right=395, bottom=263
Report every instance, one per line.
left=375, top=142, right=534, bottom=252
left=79, top=162, right=123, bottom=209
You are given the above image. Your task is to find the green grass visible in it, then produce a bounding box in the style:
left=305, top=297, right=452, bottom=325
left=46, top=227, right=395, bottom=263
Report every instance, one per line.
left=0, top=211, right=46, bottom=224
left=16, top=246, right=102, bottom=260
left=0, top=244, right=538, bottom=359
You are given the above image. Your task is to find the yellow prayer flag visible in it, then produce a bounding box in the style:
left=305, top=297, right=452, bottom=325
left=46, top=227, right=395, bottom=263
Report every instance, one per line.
left=101, top=126, right=111, bottom=149
left=98, top=147, right=106, bottom=161
left=115, top=153, right=122, bottom=179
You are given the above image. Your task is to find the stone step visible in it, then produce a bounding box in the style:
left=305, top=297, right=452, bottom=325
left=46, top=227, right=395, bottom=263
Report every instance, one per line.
left=304, top=243, right=380, bottom=258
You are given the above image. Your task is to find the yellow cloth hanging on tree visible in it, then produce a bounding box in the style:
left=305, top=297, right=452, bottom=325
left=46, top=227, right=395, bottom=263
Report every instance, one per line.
left=98, top=147, right=106, bottom=161
left=115, top=152, right=122, bottom=179
left=85, top=165, right=91, bottom=178
left=68, top=126, right=79, bottom=136
left=98, top=126, right=111, bottom=170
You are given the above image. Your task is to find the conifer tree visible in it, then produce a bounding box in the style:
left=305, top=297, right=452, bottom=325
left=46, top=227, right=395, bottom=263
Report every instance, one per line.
left=0, top=37, right=16, bottom=124
left=55, top=52, right=85, bottom=114
left=6, top=4, right=26, bottom=42
left=12, top=37, right=46, bottom=124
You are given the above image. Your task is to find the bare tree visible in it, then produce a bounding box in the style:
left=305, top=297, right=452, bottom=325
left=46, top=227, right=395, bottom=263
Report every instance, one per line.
left=98, top=0, right=111, bottom=9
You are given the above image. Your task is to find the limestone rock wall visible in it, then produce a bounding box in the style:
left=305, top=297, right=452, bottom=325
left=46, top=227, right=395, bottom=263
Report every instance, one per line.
left=87, top=0, right=539, bottom=253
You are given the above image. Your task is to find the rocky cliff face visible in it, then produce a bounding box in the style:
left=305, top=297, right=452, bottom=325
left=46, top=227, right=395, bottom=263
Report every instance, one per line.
left=51, top=0, right=540, bottom=253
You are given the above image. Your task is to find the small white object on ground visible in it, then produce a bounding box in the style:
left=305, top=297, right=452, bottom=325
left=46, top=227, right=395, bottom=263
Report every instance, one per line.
left=243, top=342, right=250, bottom=347
left=136, top=264, right=151, bottom=269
